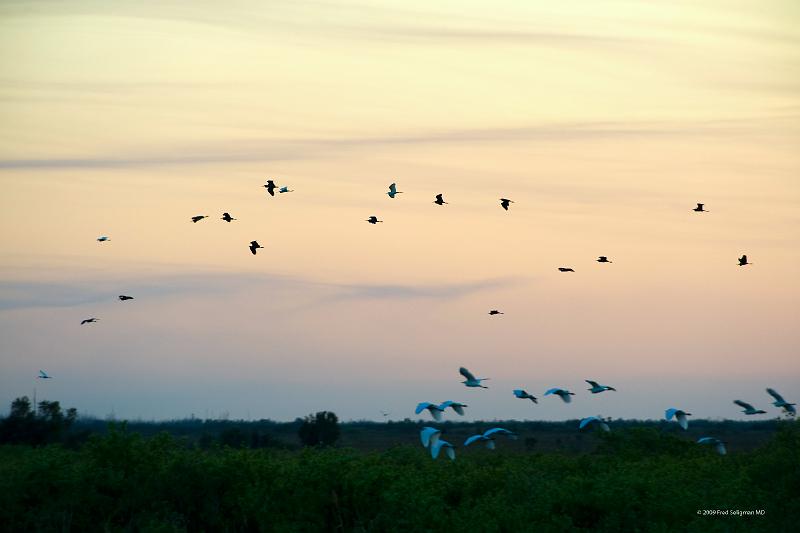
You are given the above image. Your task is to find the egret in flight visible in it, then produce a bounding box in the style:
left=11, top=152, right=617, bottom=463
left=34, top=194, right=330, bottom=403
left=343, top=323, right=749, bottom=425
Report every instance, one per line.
left=415, top=402, right=445, bottom=421
left=697, top=437, right=726, bottom=455
left=37, top=370, right=52, bottom=379
left=693, top=203, right=708, bottom=212
left=387, top=183, right=403, bottom=198
left=263, top=180, right=277, bottom=196
left=249, top=241, right=263, bottom=255
left=586, top=380, right=616, bottom=394
left=766, top=388, right=796, bottom=415
left=80, top=318, right=99, bottom=325
left=665, top=408, right=692, bottom=430
left=366, top=216, right=383, bottom=224
left=434, top=194, right=447, bottom=205
left=118, top=295, right=134, bottom=301
left=733, top=400, right=766, bottom=415
left=420, top=427, right=441, bottom=448
left=513, top=389, right=538, bottom=403
left=430, top=440, right=456, bottom=461
left=738, top=255, right=751, bottom=266
left=459, top=367, right=489, bottom=388
left=558, top=267, right=575, bottom=272
left=438, top=401, right=467, bottom=416
left=191, top=215, right=207, bottom=223
left=579, top=416, right=610, bottom=432
left=500, top=198, right=513, bottom=211
left=221, top=212, right=236, bottom=222
left=464, top=428, right=517, bottom=450
left=597, top=256, right=612, bottom=263
left=544, top=388, right=575, bottom=403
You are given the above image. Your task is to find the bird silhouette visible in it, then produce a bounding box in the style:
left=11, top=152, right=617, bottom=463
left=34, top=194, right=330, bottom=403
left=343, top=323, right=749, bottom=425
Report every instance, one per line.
left=279, top=186, right=293, bottom=193
left=558, top=267, right=575, bottom=272
left=191, top=215, right=207, bottom=223
left=693, top=203, right=708, bottom=212
left=513, top=389, right=538, bottom=403
left=96, top=236, right=110, bottom=242
left=500, top=198, right=513, bottom=211
left=586, top=380, right=616, bottom=393
left=488, top=310, right=503, bottom=316
left=766, top=388, right=796, bottom=415
left=733, top=400, right=766, bottom=415
left=221, top=212, right=236, bottom=222
left=118, top=295, right=134, bottom=301
left=366, top=216, right=383, bottom=224
left=263, top=180, right=277, bottom=196
left=697, top=437, right=726, bottom=455
left=387, top=183, right=403, bottom=198
left=81, top=318, right=99, bottom=325
left=579, top=416, right=611, bottom=432
left=249, top=241, right=263, bottom=255
left=544, top=388, right=575, bottom=403
left=738, top=255, right=751, bottom=266
left=434, top=194, right=447, bottom=205
left=597, top=256, right=612, bottom=263
left=459, top=367, right=489, bottom=388
left=37, top=370, right=52, bottom=379
left=665, top=408, right=692, bottom=430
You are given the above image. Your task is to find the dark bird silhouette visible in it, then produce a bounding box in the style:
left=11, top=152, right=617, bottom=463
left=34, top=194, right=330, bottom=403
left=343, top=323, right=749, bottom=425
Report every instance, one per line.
left=434, top=194, right=447, bottom=205
left=513, top=389, right=538, bottom=403
left=118, top=295, right=134, bottom=301
left=733, top=400, right=766, bottom=415
left=500, top=198, right=513, bottom=211
left=558, top=267, right=574, bottom=272
left=387, top=183, right=403, bottom=198
left=263, top=180, right=277, bottom=196
left=249, top=241, right=263, bottom=255
left=738, top=255, right=751, bottom=266
left=38, top=370, right=52, bottom=379
left=693, top=203, right=708, bottom=212
left=81, top=318, right=99, bottom=325
left=191, top=215, right=207, bottom=223
left=597, top=256, right=612, bottom=263
left=366, top=216, right=383, bottom=224
left=488, top=310, right=503, bottom=315
left=221, top=212, right=236, bottom=222
left=586, top=380, right=616, bottom=393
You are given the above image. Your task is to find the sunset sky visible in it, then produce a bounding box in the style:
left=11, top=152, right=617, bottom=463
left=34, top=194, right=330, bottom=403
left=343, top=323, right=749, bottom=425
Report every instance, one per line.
left=1, top=0, right=798, bottom=422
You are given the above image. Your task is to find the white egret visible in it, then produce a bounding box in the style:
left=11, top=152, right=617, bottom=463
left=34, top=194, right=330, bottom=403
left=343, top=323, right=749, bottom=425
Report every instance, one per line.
left=464, top=428, right=517, bottom=450
left=586, top=380, right=616, bottom=394
left=513, top=389, right=538, bottom=403
left=415, top=402, right=445, bottom=421
left=579, top=416, right=610, bottom=432
left=697, top=437, right=726, bottom=455
left=544, top=388, right=575, bottom=403
left=766, top=388, right=796, bottom=415
left=459, top=367, right=489, bottom=388
left=419, top=427, right=441, bottom=448
left=438, top=401, right=467, bottom=416
left=733, top=400, right=766, bottom=415
left=430, top=439, right=456, bottom=460
left=665, top=408, right=692, bottom=430
left=37, top=370, right=52, bottom=379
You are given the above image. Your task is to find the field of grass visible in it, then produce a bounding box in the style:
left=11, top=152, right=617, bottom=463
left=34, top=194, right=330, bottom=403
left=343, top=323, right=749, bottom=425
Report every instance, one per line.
left=2, top=421, right=798, bottom=532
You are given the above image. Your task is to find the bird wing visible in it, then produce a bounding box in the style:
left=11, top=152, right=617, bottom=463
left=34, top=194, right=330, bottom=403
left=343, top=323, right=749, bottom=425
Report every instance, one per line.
left=452, top=404, right=465, bottom=415
left=415, top=402, right=433, bottom=415
left=464, top=435, right=484, bottom=447
left=734, top=400, right=754, bottom=410
left=389, top=183, right=397, bottom=193
left=459, top=367, right=477, bottom=381
left=544, top=388, right=560, bottom=396
left=39, top=370, right=47, bottom=378
left=665, top=408, right=678, bottom=420
left=444, top=445, right=456, bottom=460
left=697, top=437, right=715, bottom=444
left=435, top=194, right=443, bottom=201
left=513, top=389, right=525, bottom=397
left=741, top=255, right=747, bottom=262
left=483, top=428, right=514, bottom=438
left=420, top=427, right=440, bottom=448
left=586, top=380, right=599, bottom=388
left=766, top=388, right=786, bottom=403
left=562, top=393, right=572, bottom=403
left=430, top=439, right=451, bottom=459
left=579, top=417, right=598, bottom=430
left=676, top=412, right=688, bottom=429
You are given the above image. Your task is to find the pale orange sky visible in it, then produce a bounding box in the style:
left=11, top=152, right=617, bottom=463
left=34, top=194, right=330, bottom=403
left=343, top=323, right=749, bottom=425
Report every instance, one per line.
left=0, top=0, right=798, bottom=421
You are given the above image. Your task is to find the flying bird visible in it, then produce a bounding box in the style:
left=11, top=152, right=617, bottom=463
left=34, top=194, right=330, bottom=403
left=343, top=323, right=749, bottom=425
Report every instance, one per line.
left=420, top=427, right=442, bottom=448
left=434, top=194, right=447, bottom=205
left=586, top=380, right=616, bottom=394
left=733, top=400, right=766, bottom=415
left=459, top=367, right=489, bottom=388
left=513, top=389, right=538, bottom=403
left=766, top=388, right=796, bottom=415
left=558, top=268, right=575, bottom=272
left=738, top=255, right=751, bottom=266
left=665, top=408, right=692, bottom=430
left=697, top=437, right=727, bottom=455
left=96, top=236, right=110, bottom=242
left=380, top=410, right=390, bottom=418
left=221, top=212, right=236, bottom=222
left=464, top=428, right=517, bottom=450
left=438, top=401, right=467, bottom=416
left=544, top=388, right=575, bottom=403
left=500, top=198, right=513, bottom=211
left=37, top=370, right=52, bottom=379
left=488, top=310, right=503, bottom=316
left=579, top=416, right=611, bottom=432
left=191, top=215, right=207, bottom=223
left=249, top=241, right=263, bottom=255
left=693, top=203, right=708, bottom=212
left=80, top=318, right=99, bottom=325
left=596, top=256, right=612, bottom=263
left=118, top=295, right=134, bottom=301
left=263, top=180, right=277, bottom=196
left=415, top=402, right=445, bottom=421
left=386, top=183, right=403, bottom=198
left=279, top=186, right=293, bottom=193
left=430, top=439, right=456, bottom=461
left=366, top=216, right=383, bottom=224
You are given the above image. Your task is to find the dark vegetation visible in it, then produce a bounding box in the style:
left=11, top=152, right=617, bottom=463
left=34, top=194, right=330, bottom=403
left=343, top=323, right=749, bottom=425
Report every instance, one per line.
left=1, top=397, right=798, bottom=531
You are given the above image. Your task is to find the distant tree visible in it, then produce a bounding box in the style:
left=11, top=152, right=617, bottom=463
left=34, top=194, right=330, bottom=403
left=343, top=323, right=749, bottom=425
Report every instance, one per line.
left=298, top=411, right=340, bottom=447
left=219, top=427, right=247, bottom=448
left=0, top=396, right=78, bottom=446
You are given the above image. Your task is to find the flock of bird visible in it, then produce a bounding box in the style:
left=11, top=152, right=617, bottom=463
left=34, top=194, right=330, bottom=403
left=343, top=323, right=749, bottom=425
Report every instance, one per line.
left=33, top=180, right=793, bottom=460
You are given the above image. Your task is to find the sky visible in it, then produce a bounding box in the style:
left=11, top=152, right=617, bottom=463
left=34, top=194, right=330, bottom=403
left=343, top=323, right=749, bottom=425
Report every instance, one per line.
left=0, top=0, right=798, bottom=422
